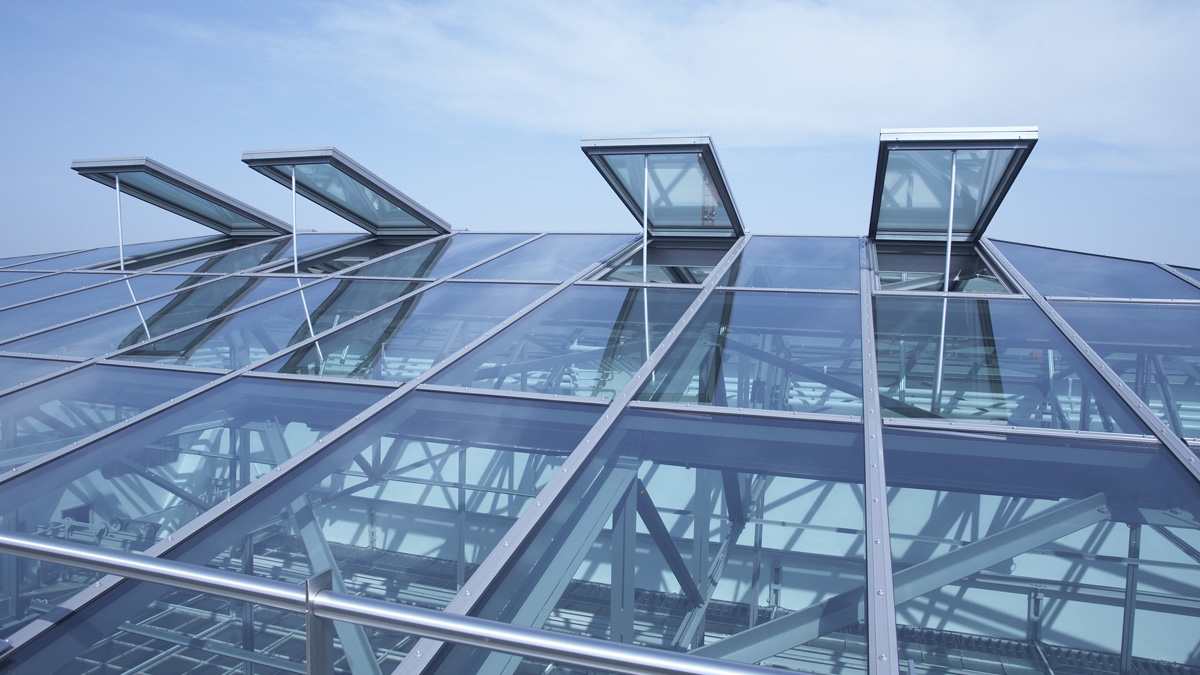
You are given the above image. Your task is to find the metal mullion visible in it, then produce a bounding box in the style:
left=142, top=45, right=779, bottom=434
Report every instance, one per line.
left=0, top=251, right=84, bottom=271
left=394, top=234, right=753, bottom=675
left=0, top=245, right=620, bottom=660
left=713, top=285, right=858, bottom=295
left=860, top=237, right=899, bottom=672
left=881, top=416, right=1160, bottom=445
left=0, top=271, right=54, bottom=291
left=981, top=237, right=1200, bottom=483
left=627, top=399, right=862, bottom=426
left=873, top=290, right=1019, bottom=300
left=575, top=280, right=703, bottom=290
left=0, top=269, right=149, bottom=314
left=1043, top=295, right=1200, bottom=305
left=1159, top=262, right=1200, bottom=290
left=241, top=370, right=400, bottom=389
left=415, top=383, right=608, bottom=406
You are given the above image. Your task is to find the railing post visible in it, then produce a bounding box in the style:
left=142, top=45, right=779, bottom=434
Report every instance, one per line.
left=307, top=569, right=336, bottom=675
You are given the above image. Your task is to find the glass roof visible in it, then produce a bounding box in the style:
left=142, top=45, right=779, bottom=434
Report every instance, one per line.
left=869, top=128, right=1037, bottom=243
left=582, top=136, right=744, bottom=237
left=72, top=157, right=290, bottom=235
left=243, top=147, right=450, bottom=235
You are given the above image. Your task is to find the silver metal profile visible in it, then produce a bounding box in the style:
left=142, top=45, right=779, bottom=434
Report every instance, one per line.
left=72, top=157, right=291, bottom=235
left=242, top=146, right=451, bottom=235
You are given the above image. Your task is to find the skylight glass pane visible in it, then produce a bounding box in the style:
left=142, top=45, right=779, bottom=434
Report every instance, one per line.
left=876, top=244, right=1009, bottom=293
left=0, top=271, right=46, bottom=286
left=996, top=242, right=1200, bottom=299
left=0, top=253, right=74, bottom=269
left=293, top=162, right=429, bottom=231
left=721, top=236, right=860, bottom=290
left=0, top=356, right=71, bottom=392
left=0, top=273, right=127, bottom=310
left=884, top=428, right=1200, bottom=670
left=638, top=291, right=863, bottom=415
left=432, top=285, right=697, bottom=397
left=152, top=238, right=292, bottom=275
left=7, top=247, right=127, bottom=271
left=0, top=275, right=189, bottom=342
left=112, top=279, right=423, bottom=369
left=874, top=296, right=1149, bottom=433
left=434, top=409, right=867, bottom=673
left=1054, top=301, right=1200, bottom=440
left=349, top=233, right=532, bottom=279
left=457, top=234, right=633, bottom=281
left=5, top=276, right=300, bottom=358
left=0, top=364, right=216, bottom=468
left=875, top=149, right=1016, bottom=242
left=261, top=281, right=550, bottom=381
left=116, top=171, right=271, bottom=233
left=600, top=153, right=735, bottom=234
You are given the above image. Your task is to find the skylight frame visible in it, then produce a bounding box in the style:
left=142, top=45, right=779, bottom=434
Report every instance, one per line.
left=71, top=157, right=291, bottom=236
left=868, top=127, right=1037, bottom=243
left=581, top=135, right=746, bottom=238
left=241, top=147, right=451, bottom=236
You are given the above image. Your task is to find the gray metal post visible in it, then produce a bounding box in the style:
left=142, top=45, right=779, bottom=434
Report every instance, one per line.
left=116, top=173, right=126, bottom=271
left=860, top=237, right=900, bottom=673
left=307, top=569, right=336, bottom=675
left=1120, top=523, right=1141, bottom=675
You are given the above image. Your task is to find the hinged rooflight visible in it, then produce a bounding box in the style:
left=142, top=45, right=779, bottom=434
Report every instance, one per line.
left=71, top=157, right=290, bottom=236
left=582, top=136, right=744, bottom=238
left=242, top=147, right=450, bottom=236
left=868, top=127, right=1037, bottom=243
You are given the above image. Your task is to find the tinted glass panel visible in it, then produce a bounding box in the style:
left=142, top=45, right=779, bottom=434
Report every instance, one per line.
left=875, top=149, right=1014, bottom=242
left=0, top=272, right=127, bottom=310
left=153, top=238, right=292, bottom=275
left=261, top=281, right=550, bottom=381
left=294, top=162, right=432, bottom=231
left=0, top=365, right=215, bottom=467
left=885, top=427, right=1200, bottom=674
left=458, top=234, right=633, bottom=281
left=599, top=153, right=736, bottom=234
left=0, top=275, right=194, bottom=342
left=116, top=171, right=271, bottom=233
left=5, top=276, right=300, bottom=358
left=722, top=236, right=860, bottom=290
left=874, top=296, right=1148, bottom=432
left=0, top=271, right=45, bottom=286
left=639, top=291, right=864, bottom=416
left=600, top=239, right=724, bottom=285
left=0, top=356, right=71, bottom=391
left=349, top=233, right=531, bottom=278
left=996, top=241, right=1200, bottom=300
left=432, top=285, right=696, bottom=397
left=1055, top=301, right=1200, bottom=439
left=292, top=235, right=428, bottom=274
left=876, top=244, right=1009, bottom=293
left=113, top=280, right=422, bottom=369
left=437, top=409, right=867, bottom=673
left=0, top=254, right=70, bottom=270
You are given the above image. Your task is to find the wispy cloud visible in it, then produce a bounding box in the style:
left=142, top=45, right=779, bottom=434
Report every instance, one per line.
left=154, top=0, right=1200, bottom=170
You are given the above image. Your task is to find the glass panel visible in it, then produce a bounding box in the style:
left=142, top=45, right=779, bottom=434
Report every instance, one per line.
left=874, top=296, right=1149, bottom=433
left=0, top=364, right=215, bottom=468
left=261, top=281, right=550, bottom=381
left=0, top=253, right=72, bottom=269
left=1054, top=301, right=1200, bottom=439
left=639, top=291, right=864, bottom=416
left=0, top=275, right=196, bottom=342
left=5, top=276, right=300, bottom=358
left=457, top=234, right=634, bottom=281
left=722, top=236, right=860, bottom=290
left=116, top=171, right=273, bottom=233
left=885, top=427, right=1200, bottom=675
left=432, top=285, right=697, bottom=397
left=995, top=241, right=1200, bottom=300
left=259, top=232, right=364, bottom=266
left=0, top=356, right=71, bottom=391
left=349, top=233, right=531, bottom=279
left=600, top=153, right=736, bottom=234
left=437, top=409, right=867, bottom=674
left=152, top=238, right=292, bottom=275
left=599, top=239, right=727, bottom=285
left=292, top=235, right=430, bottom=274
left=1175, top=266, right=1200, bottom=285
left=0, top=271, right=46, bottom=286
left=7, top=247, right=123, bottom=271
left=876, top=244, right=1009, bottom=293
left=0, top=272, right=127, bottom=310
left=875, top=149, right=1015, bottom=242
left=293, top=162, right=431, bottom=231
left=113, top=280, right=423, bottom=369
left=0, top=378, right=385, bottom=552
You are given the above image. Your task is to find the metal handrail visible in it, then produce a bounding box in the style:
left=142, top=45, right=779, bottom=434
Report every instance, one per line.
left=0, top=531, right=790, bottom=675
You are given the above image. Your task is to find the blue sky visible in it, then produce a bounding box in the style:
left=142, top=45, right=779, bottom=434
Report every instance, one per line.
left=2, top=1, right=1198, bottom=265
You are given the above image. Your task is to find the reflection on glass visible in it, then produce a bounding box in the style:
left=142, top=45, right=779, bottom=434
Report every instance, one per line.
left=874, top=296, right=1149, bottom=432
left=721, top=236, right=860, bottom=290
left=0, top=275, right=200, bottom=342
left=884, top=427, right=1200, bottom=674
left=432, top=285, right=696, bottom=397
left=600, top=239, right=726, bottom=285
left=458, top=234, right=634, bottom=281
left=996, top=241, right=1200, bottom=300
left=1055, top=301, right=1200, bottom=440
left=639, top=291, right=864, bottom=415
left=600, top=153, right=735, bottom=232
left=876, top=244, right=1009, bottom=293
left=0, top=365, right=215, bottom=468
left=0, top=356, right=71, bottom=391
left=349, top=233, right=532, bottom=278
left=0, top=272, right=127, bottom=311
left=259, top=232, right=363, bottom=266
left=262, top=281, right=550, bottom=381
left=437, top=409, right=867, bottom=673
left=2, top=392, right=602, bottom=671
left=4, top=276, right=300, bottom=358
left=876, top=149, right=1015, bottom=241
left=294, top=163, right=429, bottom=230
left=114, top=280, right=422, bottom=369
left=152, top=238, right=292, bottom=276
left=115, top=171, right=270, bottom=233
left=293, top=236, right=431, bottom=274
